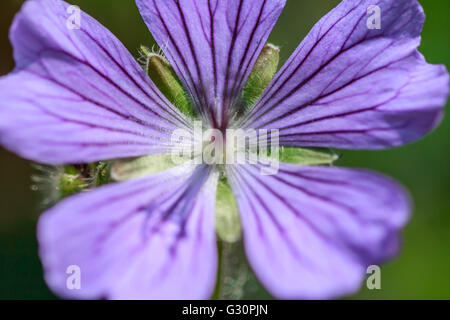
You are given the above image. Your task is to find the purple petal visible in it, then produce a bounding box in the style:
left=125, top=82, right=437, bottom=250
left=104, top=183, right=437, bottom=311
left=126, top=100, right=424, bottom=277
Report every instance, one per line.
left=0, top=0, right=191, bottom=164
left=228, top=163, right=410, bottom=299
left=241, top=0, right=449, bottom=149
left=38, top=165, right=218, bottom=299
left=136, top=0, right=285, bottom=126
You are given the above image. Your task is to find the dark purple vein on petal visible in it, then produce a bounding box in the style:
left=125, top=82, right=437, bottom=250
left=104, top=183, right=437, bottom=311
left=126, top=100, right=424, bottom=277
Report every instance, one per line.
left=241, top=1, right=364, bottom=124
left=20, top=96, right=173, bottom=145
left=244, top=0, right=414, bottom=129
left=230, top=166, right=324, bottom=271
left=221, top=0, right=245, bottom=124
left=207, top=0, right=218, bottom=112
left=246, top=46, right=413, bottom=131
left=27, top=65, right=173, bottom=135
left=79, top=29, right=192, bottom=129
left=42, top=46, right=187, bottom=131
left=240, top=165, right=363, bottom=267
left=174, top=0, right=216, bottom=125
left=151, top=0, right=211, bottom=124
left=275, top=79, right=410, bottom=137
left=229, top=0, right=268, bottom=102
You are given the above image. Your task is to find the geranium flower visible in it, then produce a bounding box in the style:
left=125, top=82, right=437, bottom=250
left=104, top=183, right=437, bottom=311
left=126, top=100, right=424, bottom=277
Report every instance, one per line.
left=0, top=0, right=448, bottom=300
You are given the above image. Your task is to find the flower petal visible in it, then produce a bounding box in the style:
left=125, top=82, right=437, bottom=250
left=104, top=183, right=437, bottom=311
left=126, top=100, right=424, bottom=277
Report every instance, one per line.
left=136, top=0, right=285, bottom=126
left=228, top=163, right=410, bottom=299
left=242, top=0, right=449, bottom=149
left=38, top=164, right=218, bottom=299
left=0, top=0, right=191, bottom=164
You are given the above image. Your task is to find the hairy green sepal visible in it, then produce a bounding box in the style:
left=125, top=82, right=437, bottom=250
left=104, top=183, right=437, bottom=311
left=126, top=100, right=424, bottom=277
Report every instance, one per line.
left=32, top=162, right=110, bottom=208
left=242, top=44, right=279, bottom=108
left=215, top=179, right=242, bottom=243
left=58, top=165, right=87, bottom=198
left=279, top=147, right=339, bottom=165
left=141, top=46, right=192, bottom=116
left=111, top=154, right=180, bottom=181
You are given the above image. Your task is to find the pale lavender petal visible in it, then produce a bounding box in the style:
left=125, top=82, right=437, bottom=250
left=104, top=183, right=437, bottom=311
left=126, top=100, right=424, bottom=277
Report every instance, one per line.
left=136, top=0, right=285, bottom=126
left=241, top=0, right=449, bottom=149
left=0, top=0, right=191, bottom=164
left=228, top=163, right=410, bottom=299
left=38, top=165, right=218, bottom=299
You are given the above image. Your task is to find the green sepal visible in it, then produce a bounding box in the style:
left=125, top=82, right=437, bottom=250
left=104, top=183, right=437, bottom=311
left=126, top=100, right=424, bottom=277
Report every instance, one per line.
left=279, top=147, right=339, bottom=165
left=111, top=154, right=180, bottom=181
left=215, top=178, right=242, bottom=243
left=32, top=162, right=113, bottom=208
left=141, top=46, right=193, bottom=116
left=242, top=44, right=279, bottom=108
left=90, top=162, right=110, bottom=186
left=58, top=165, right=87, bottom=198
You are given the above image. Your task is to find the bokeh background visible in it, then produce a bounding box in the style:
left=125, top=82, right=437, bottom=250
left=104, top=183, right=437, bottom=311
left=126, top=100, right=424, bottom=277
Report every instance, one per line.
left=0, top=0, right=449, bottom=299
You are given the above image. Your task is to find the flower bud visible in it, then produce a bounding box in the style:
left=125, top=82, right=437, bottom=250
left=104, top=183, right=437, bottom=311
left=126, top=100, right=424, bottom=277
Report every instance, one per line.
left=279, top=147, right=339, bottom=165
left=242, top=44, right=279, bottom=107
left=141, top=46, right=192, bottom=116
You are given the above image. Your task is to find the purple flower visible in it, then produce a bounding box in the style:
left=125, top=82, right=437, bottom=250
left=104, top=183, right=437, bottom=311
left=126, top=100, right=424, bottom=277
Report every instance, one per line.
left=0, top=0, right=448, bottom=299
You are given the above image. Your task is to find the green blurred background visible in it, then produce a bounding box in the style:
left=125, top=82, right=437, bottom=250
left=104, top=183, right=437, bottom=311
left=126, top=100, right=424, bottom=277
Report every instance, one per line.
left=0, top=0, right=449, bottom=299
